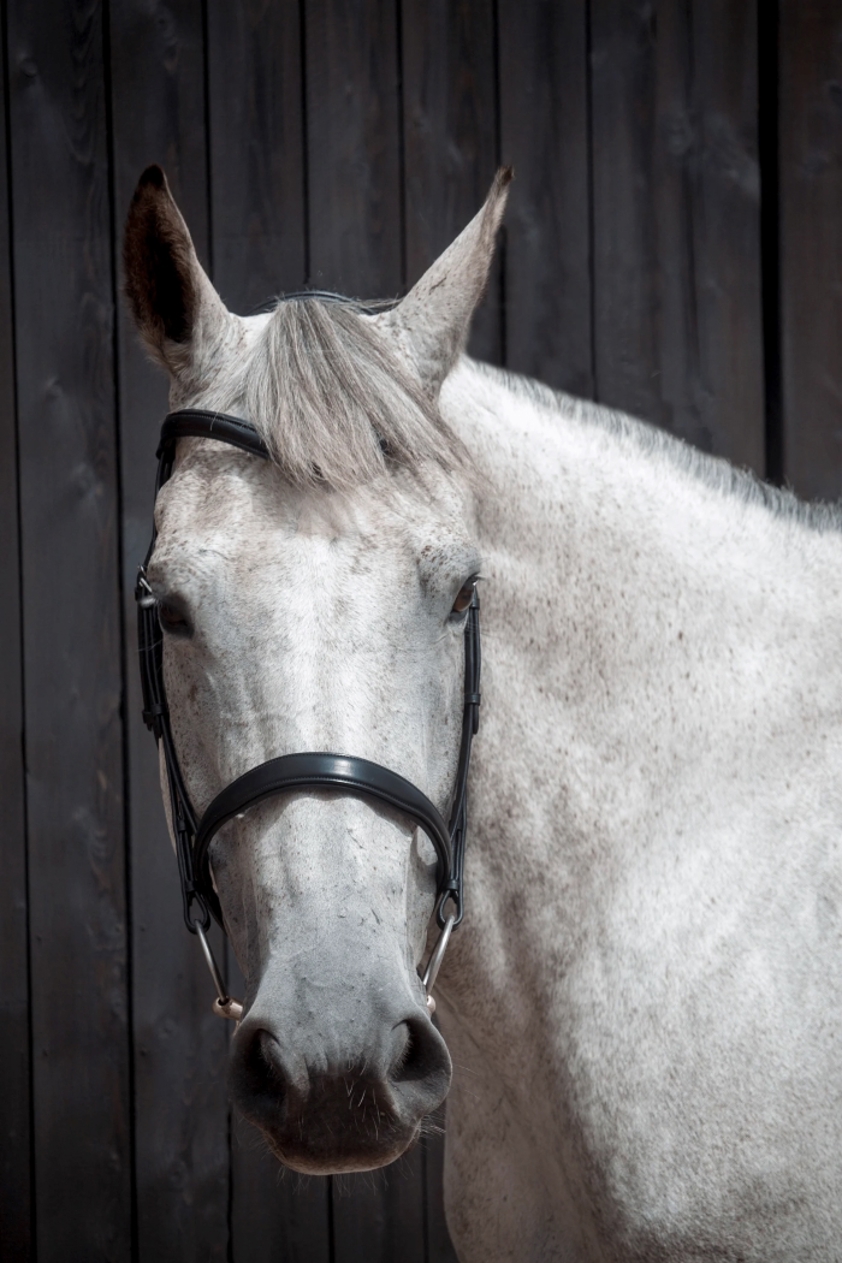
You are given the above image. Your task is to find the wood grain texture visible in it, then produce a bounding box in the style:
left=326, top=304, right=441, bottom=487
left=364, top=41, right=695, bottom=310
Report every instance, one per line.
left=207, top=0, right=307, bottom=312
left=424, top=1124, right=459, bottom=1263
left=332, top=1143, right=426, bottom=1263
left=590, top=0, right=764, bottom=470
left=305, top=0, right=402, bottom=298
left=779, top=0, right=842, bottom=499
left=108, top=2, right=230, bottom=1259
left=230, top=1108, right=332, bottom=1263
left=0, top=10, right=31, bottom=1255
left=6, top=0, right=131, bottom=1256
left=401, top=0, right=501, bottom=362
left=498, top=0, right=593, bottom=394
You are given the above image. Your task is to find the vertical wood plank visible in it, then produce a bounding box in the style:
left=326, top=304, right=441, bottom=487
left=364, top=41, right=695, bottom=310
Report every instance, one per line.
left=401, top=0, right=501, bottom=361
left=108, top=2, right=230, bottom=1259
left=497, top=0, right=593, bottom=394
left=332, top=1145, right=426, bottom=1263
left=305, top=0, right=402, bottom=298
left=0, top=2, right=31, bottom=1253
left=423, top=1126, right=458, bottom=1263
left=779, top=0, right=842, bottom=499
left=230, top=1107, right=331, bottom=1263
left=590, top=0, right=765, bottom=471
left=6, top=0, right=131, bottom=1256
left=205, top=10, right=334, bottom=1254
left=207, top=0, right=307, bottom=313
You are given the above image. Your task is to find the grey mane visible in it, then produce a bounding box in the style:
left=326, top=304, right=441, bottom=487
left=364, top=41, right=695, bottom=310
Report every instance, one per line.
left=223, top=298, right=839, bottom=531
left=233, top=297, right=465, bottom=491
left=486, top=363, right=842, bottom=534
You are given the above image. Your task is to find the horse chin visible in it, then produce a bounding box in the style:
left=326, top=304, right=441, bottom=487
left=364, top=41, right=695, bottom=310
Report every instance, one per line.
left=262, top=1120, right=422, bottom=1176
left=234, top=1076, right=448, bottom=1174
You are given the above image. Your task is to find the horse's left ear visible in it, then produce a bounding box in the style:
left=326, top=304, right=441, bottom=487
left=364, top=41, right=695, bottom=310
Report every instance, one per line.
left=375, top=167, right=512, bottom=396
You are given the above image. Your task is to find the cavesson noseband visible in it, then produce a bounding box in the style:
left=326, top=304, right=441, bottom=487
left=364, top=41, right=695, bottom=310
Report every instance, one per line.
left=135, top=407, right=480, bottom=1020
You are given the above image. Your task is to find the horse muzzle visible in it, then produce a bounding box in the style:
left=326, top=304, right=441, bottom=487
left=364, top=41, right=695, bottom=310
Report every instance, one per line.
left=228, top=1002, right=452, bottom=1173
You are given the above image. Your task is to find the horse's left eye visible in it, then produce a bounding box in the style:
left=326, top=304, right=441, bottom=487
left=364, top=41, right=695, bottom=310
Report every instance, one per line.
left=451, top=579, right=478, bottom=615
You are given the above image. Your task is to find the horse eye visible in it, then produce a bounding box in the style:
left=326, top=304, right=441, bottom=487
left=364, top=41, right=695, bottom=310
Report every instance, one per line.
left=158, top=602, right=191, bottom=636
left=451, top=579, right=478, bottom=615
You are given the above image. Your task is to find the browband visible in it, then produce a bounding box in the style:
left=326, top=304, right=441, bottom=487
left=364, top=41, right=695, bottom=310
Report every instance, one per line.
left=158, top=409, right=270, bottom=462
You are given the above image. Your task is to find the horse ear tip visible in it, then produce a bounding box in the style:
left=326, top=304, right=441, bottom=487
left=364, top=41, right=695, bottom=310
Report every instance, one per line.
left=488, top=167, right=513, bottom=218
left=138, top=164, right=167, bottom=193
left=128, top=166, right=177, bottom=229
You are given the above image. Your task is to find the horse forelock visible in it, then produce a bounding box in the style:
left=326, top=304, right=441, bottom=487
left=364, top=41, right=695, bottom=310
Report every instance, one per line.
left=211, top=297, right=468, bottom=492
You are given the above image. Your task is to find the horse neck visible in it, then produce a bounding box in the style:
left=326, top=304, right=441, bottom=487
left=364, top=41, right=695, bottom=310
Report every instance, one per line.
left=438, top=358, right=842, bottom=1039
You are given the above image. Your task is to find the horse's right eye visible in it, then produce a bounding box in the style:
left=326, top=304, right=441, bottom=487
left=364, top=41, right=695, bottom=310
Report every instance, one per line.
left=158, top=602, right=191, bottom=636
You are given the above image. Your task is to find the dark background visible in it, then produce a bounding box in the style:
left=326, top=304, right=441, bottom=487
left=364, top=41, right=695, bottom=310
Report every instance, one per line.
left=2, top=1, right=841, bottom=1260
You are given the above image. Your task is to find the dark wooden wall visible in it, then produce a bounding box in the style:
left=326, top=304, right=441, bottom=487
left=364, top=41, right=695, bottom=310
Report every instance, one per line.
left=2, top=1, right=841, bottom=1259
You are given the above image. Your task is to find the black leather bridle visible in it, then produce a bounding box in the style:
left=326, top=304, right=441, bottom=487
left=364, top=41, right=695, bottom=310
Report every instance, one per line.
left=135, top=405, right=480, bottom=1016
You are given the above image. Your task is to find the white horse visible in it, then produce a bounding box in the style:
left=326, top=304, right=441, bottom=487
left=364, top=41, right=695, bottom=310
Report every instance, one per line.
left=124, top=165, right=842, bottom=1262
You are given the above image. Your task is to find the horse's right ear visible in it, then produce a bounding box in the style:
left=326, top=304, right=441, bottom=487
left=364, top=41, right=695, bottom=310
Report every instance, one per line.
left=123, top=165, right=229, bottom=375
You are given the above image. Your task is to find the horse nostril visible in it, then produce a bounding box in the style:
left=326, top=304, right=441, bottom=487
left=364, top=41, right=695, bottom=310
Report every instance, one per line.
left=256, top=1029, right=287, bottom=1082
left=389, top=1017, right=450, bottom=1088
left=228, top=1008, right=452, bottom=1169
left=234, top=1025, right=291, bottom=1113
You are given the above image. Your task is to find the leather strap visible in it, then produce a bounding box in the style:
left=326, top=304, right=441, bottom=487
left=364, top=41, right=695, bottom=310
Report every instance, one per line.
left=194, top=753, right=454, bottom=928
left=158, top=410, right=270, bottom=462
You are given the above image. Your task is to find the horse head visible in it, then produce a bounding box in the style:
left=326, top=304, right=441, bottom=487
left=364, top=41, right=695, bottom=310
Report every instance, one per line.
left=123, top=165, right=510, bottom=1174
